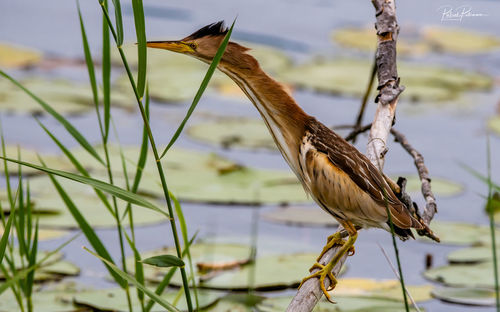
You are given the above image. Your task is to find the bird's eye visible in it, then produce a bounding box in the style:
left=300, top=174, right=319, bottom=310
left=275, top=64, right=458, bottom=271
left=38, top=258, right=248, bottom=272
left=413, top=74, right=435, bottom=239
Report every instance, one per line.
left=188, top=43, right=197, bottom=50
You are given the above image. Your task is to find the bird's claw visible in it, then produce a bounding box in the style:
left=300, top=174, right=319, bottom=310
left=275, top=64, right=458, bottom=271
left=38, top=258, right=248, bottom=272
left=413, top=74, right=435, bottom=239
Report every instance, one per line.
left=298, top=262, right=338, bottom=303
left=316, top=233, right=346, bottom=262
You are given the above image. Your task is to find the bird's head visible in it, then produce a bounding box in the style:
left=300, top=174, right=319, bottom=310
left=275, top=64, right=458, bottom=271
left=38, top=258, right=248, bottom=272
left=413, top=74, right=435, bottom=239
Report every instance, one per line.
left=146, top=21, right=257, bottom=73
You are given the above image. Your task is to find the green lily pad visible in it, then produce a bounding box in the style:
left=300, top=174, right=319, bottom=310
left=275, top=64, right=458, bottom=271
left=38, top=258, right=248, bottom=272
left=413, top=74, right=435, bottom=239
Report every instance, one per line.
left=202, top=294, right=263, bottom=312
left=198, top=252, right=322, bottom=290
left=0, top=77, right=135, bottom=115
left=257, top=295, right=421, bottom=311
left=0, top=290, right=77, bottom=312
left=133, top=243, right=251, bottom=284
left=71, top=145, right=310, bottom=205
left=333, top=28, right=430, bottom=56
left=419, top=221, right=491, bottom=245
left=391, top=175, right=464, bottom=197
left=448, top=246, right=500, bottom=264
left=431, top=287, right=499, bottom=306
left=135, top=243, right=330, bottom=290
left=423, top=27, right=500, bottom=54
left=24, top=176, right=168, bottom=229
left=0, top=223, right=68, bottom=241
left=0, top=251, right=79, bottom=282
left=0, top=144, right=74, bottom=176
left=488, top=116, right=500, bottom=137
left=278, top=58, right=492, bottom=102
left=187, top=118, right=276, bottom=151
left=113, top=42, right=291, bottom=103
left=74, top=287, right=221, bottom=312
left=0, top=42, right=42, bottom=68
left=261, top=206, right=338, bottom=227
left=424, top=262, right=500, bottom=288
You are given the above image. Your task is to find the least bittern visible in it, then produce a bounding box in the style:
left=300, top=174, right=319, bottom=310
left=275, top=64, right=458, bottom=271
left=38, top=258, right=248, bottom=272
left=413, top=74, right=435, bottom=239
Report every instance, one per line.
left=147, top=21, right=434, bottom=301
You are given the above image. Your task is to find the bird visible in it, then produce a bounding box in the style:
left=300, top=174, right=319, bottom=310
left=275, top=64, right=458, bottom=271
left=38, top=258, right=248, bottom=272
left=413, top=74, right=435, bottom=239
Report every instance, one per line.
left=147, top=21, right=437, bottom=301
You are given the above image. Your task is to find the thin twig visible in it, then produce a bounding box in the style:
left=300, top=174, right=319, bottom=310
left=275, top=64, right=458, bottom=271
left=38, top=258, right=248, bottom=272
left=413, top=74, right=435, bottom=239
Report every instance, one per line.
left=390, top=128, right=438, bottom=237
left=348, top=54, right=377, bottom=143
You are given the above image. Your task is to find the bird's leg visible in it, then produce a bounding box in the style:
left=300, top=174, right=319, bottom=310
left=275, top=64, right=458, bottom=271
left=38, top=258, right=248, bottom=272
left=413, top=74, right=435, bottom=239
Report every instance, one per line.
left=298, top=222, right=358, bottom=303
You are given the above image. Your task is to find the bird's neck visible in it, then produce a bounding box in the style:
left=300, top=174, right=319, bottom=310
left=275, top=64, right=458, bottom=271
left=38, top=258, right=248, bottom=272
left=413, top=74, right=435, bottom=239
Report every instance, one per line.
left=220, top=64, right=309, bottom=171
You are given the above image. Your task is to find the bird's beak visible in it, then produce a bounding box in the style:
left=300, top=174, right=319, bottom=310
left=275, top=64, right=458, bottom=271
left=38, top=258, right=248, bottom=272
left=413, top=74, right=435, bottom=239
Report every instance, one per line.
left=146, top=41, right=194, bottom=53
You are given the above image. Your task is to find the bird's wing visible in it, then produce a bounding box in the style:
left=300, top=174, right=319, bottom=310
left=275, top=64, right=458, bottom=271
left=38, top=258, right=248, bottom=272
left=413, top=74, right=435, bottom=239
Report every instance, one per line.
left=305, top=120, right=422, bottom=230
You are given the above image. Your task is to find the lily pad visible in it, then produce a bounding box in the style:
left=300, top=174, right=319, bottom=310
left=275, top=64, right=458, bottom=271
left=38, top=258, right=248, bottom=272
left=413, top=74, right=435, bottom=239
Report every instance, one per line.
left=419, top=221, right=491, bottom=245
left=0, top=290, right=76, bottom=312
left=257, top=295, right=421, bottom=311
left=0, top=42, right=42, bottom=68
left=488, top=116, right=500, bottom=137
left=0, top=223, right=68, bottom=241
left=335, top=278, right=433, bottom=303
left=134, top=243, right=329, bottom=290
left=423, top=27, right=500, bottom=54
left=424, top=262, right=500, bottom=288
left=391, top=175, right=464, bottom=197
left=74, top=287, right=221, bottom=312
left=261, top=206, right=338, bottom=227
left=0, top=144, right=74, bottom=176
left=71, top=145, right=310, bottom=205
left=133, top=243, right=251, bottom=284
left=0, top=251, right=79, bottom=282
left=432, top=287, right=499, bottom=306
left=0, top=77, right=135, bottom=115
left=24, top=175, right=167, bottom=229
left=187, top=118, right=276, bottom=151
left=333, top=28, right=429, bottom=56
left=278, top=58, right=492, bottom=102
left=448, top=246, right=500, bottom=264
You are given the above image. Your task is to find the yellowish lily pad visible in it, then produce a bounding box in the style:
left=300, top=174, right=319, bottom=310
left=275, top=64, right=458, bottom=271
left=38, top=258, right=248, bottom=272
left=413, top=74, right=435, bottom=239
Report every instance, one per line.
left=0, top=43, right=42, bottom=68
left=333, top=28, right=429, bottom=56
left=278, top=59, right=492, bottom=102
left=488, top=116, right=500, bottom=137
left=423, top=27, right=500, bottom=54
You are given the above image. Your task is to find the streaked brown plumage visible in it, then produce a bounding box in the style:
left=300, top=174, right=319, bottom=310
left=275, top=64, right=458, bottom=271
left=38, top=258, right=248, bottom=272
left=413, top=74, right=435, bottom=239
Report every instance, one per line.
left=147, top=21, right=427, bottom=300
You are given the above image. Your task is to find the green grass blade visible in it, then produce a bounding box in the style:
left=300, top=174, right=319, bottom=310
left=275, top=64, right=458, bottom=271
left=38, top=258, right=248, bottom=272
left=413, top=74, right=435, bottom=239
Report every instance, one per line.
left=170, top=192, right=198, bottom=309
left=0, top=233, right=79, bottom=295
left=43, top=168, right=126, bottom=288
left=131, top=0, right=147, bottom=98
left=36, top=119, right=115, bottom=217
left=26, top=219, right=38, bottom=299
left=0, top=70, right=104, bottom=165
left=0, top=156, right=169, bottom=218
left=102, top=0, right=111, bottom=141
left=77, top=1, right=99, bottom=109
left=84, top=247, right=181, bottom=312
left=142, top=255, right=184, bottom=268
left=486, top=136, right=500, bottom=312
left=144, top=233, right=197, bottom=312
left=462, top=163, right=500, bottom=191
left=131, top=86, right=150, bottom=192
left=0, top=206, right=15, bottom=263
left=111, top=0, right=124, bottom=45
left=160, top=19, right=236, bottom=159
left=125, top=233, right=145, bottom=311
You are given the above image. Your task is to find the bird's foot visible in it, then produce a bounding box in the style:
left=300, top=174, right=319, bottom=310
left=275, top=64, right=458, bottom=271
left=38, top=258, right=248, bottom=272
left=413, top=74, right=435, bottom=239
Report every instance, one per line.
left=298, top=261, right=338, bottom=303
left=317, top=232, right=346, bottom=262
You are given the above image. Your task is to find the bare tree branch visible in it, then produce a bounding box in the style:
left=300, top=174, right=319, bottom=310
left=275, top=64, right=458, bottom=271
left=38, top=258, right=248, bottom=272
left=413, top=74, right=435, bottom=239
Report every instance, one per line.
left=366, top=0, right=404, bottom=169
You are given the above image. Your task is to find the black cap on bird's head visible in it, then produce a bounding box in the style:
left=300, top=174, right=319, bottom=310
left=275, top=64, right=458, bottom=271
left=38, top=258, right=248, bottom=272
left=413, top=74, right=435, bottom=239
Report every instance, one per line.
left=146, top=21, right=252, bottom=69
